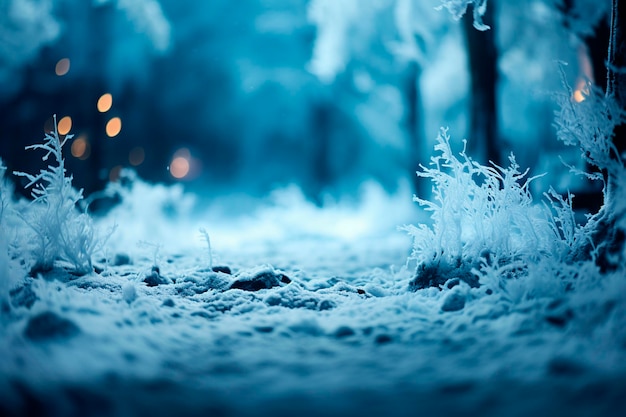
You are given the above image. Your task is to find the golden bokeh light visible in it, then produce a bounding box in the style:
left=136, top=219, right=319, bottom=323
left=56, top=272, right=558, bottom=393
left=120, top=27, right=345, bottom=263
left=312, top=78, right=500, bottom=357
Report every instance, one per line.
left=573, top=78, right=590, bottom=103
left=58, top=116, right=72, bottom=135
left=106, top=117, right=122, bottom=137
left=71, top=136, right=90, bottom=160
left=573, top=90, right=585, bottom=103
left=129, top=147, right=145, bottom=166
left=55, top=58, right=70, bottom=76
left=170, top=156, right=190, bottom=179
left=97, top=93, right=113, bottom=112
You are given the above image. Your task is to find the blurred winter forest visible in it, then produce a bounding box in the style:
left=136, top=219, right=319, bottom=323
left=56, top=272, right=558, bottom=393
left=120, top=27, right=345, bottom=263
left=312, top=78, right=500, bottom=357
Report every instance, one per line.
left=0, top=0, right=612, bottom=207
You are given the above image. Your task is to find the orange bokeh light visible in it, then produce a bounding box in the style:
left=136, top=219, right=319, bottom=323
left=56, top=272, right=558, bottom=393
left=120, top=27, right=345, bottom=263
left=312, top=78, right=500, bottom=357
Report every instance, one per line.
left=106, top=117, right=122, bottom=137
left=55, top=58, right=70, bottom=76
left=71, top=136, right=90, bottom=160
left=97, top=93, right=113, bottom=112
left=572, top=77, right=590, bottom=103
left=170, top=156, right=190, bottom=179
left=58, top=116, right=72, bottom=135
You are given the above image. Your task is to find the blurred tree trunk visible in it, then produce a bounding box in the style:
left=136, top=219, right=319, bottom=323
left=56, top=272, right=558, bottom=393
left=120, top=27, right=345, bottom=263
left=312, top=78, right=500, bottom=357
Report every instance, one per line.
left=404, top=62, right=426, bottom=197
left=310, top=102, right=332, bottom=205
left=601, top=0, right=626, bottom=211
left=571, top=22, right=609, bottom=214
left=553, top=0, right=620, bottom=215
left=462, top=3, right=500, bottom=167
left=589, top=0, right=626, bottom=272
left=84, top=4, right=108, bottom=196
left=607, top=0, right=626, bottom=162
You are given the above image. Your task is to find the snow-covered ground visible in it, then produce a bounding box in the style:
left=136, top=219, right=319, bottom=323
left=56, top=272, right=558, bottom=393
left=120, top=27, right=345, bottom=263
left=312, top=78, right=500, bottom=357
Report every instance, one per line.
left=1, top=175, right=626, bottom=417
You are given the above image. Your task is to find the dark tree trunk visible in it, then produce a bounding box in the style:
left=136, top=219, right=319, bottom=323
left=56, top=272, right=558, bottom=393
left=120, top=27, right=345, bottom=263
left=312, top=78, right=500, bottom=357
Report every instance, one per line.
left=404, top=62, right=426, bottom=198
left=588, top=0, right=626, bottom=272
left=462, top=3, right=500, bottom=167
left=603, top=0, right=626, bottom=210
left=607, top=0, right=626, bottom=164
left=310, top=102, right=332, bottom=205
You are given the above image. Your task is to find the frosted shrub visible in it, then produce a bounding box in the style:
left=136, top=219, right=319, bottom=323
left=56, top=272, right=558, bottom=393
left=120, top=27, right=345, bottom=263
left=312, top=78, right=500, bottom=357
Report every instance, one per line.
left=553, top=65, right=625, bottom=187
left=14, top=116, right=101, bottom=275
left=543, top=187, right=590, bottom=261
left=403, top=128, right=556, bottom=289
left=404, top=125, right=621, bottom=296
left=553, top=63, right=626, bottom=269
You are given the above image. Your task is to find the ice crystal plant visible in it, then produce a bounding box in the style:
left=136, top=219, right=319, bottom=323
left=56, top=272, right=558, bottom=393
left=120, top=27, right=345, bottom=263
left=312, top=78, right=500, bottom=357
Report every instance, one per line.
left=199, top=227, right=213, bottom=270
left=553, top=63, right=626, bottom=269
left=402, top=128, right=556, bottom=290
left=13, top=116, right=100, bottom=275
left=553, top=63, right=625, bottom=191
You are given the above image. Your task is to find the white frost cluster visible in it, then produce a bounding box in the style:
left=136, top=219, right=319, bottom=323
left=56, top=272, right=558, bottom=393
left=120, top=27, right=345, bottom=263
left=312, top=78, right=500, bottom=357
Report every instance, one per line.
left=436, top=0, right=490, bottom=30
left=306, top=0, right=360, bottom=83
left=553, top=64, right=626, bottom=181
left=12, top=117, right=106, bottom=275
left=306, top=0, right=439, bottom=83
left=0, top=0, right=60, bottom=90
left=556, top=0, right=611, bottom=37
left=403, top=128, right=554, bottom=267
left=94, top=0, right=171, bottom=52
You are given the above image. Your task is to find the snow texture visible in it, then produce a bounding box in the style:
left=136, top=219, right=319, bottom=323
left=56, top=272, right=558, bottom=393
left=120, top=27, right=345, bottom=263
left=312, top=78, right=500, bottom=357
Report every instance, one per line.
left=1, top=122, right=626, bottom=416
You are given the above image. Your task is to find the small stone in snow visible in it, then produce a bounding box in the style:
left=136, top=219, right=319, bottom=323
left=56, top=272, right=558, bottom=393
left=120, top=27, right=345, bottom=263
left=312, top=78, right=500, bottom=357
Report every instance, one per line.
left=24, top=311, right=80, bottom=341
left=375, top=334, right=393, bottom=345
left=255, top=326, right=274, bottom=333
left=409, top=258, right=479, bottom=291
left=230, top=270, right=286, bottom=292
left=441, top=291, right=466, bottom=312
left=334, top=326, right=356, bottom=338
left=113, top=253, right=131, bottom=266
left=143, top=267, right=171, bottom=287
left=212, top=266, right=232, bottom=275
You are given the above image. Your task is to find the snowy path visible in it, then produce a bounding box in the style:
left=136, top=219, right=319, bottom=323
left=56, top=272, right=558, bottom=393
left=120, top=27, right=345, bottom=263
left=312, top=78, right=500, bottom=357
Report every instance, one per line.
left=2, top=227, right=626, bottom=417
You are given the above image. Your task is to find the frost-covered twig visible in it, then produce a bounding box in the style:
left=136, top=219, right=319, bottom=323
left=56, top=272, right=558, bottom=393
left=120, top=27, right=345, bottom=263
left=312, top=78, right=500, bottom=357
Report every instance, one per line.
left=13, top=115, right=101, bottom=275
left=553, top=62, right=626, bottom=269
left=543, top=187, right=592, bottom=260
left=137, top=240, right=162, bottom=267
left=553, top=63, right=624, bottom=176
left=199, top=227, right=213, bottom=270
